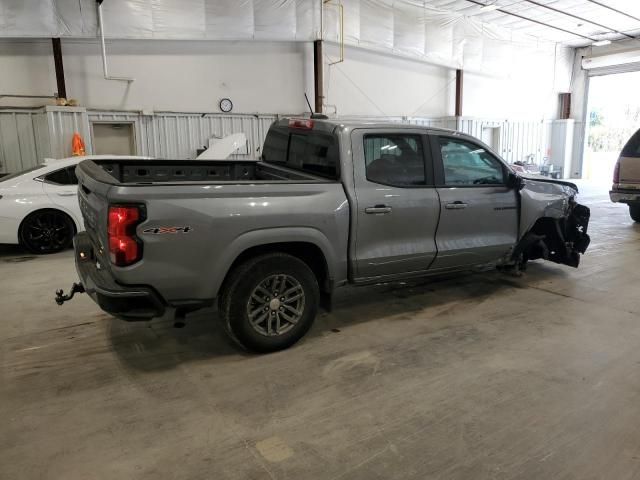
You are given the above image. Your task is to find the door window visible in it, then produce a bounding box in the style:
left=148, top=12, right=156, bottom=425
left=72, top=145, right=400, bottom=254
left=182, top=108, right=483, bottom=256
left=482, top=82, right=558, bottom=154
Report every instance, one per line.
left=363, top=134, right=425, bottom=186
left=439, top=138, right=505, bottom=186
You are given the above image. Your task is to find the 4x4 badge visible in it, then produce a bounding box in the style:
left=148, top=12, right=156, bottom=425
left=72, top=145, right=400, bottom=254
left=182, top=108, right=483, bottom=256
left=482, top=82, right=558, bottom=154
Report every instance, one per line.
left=143, top=226, right=192, bottom=234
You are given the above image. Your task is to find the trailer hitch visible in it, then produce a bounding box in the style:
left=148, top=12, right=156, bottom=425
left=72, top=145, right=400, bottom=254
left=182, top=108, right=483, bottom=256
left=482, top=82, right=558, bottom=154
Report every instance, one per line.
left=55, top=282, right=85, bottom=305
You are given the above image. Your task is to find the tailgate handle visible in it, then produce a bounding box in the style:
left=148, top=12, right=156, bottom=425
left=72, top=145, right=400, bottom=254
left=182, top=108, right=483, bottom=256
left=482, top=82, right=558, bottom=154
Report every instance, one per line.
left=365, top=205, right=392, bottom=214
left=445, top=201, right=468, bottom=210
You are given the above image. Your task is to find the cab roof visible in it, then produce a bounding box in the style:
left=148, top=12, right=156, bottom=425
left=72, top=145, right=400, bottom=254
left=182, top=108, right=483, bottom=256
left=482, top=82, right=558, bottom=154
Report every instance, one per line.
left=275, top=116, right=463, bottom=137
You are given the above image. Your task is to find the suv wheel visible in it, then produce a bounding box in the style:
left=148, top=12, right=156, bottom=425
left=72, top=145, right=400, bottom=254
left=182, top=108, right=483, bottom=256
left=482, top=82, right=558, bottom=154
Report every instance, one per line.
left=630, top=204, right=640, bottom=223
left=219, top=253, right=319, bottom=353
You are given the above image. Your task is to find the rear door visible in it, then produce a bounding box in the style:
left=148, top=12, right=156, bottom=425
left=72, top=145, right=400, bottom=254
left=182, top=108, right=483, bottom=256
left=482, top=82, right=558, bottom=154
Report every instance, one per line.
left=41, top=165, right=82, bottom=224
left=430, top=135, right=518, bottom=269
left=351, top=128, right=440, bottom=281
left=617, top=129, right=640, bottom=188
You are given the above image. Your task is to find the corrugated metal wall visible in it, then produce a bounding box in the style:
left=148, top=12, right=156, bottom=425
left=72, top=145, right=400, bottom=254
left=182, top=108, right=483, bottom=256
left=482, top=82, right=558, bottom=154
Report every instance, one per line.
left=0, top=110, right=42, bottom=173
left=456, top=117, right=550, bottom=164
left=87, top=111, right=277, bottom=160
left=0, top=107, right=552, bottom=174
left=147, top=113, right=277, bottom=160
left=46, top=107, right=93, bottom=159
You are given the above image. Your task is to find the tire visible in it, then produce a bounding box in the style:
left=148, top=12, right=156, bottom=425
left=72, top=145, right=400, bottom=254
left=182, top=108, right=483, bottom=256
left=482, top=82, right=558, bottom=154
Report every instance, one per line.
left=19, top=209, right=76, bottom=254
left=630, top=204, right=640, bottom=223
left=219, top=253, right=320, bottom=353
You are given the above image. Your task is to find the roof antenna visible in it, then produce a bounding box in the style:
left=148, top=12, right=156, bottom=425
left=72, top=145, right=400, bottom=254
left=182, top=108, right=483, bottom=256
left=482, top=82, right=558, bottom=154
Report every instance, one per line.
left=304, top=93, right=329, bottom=120
left=304, top=93, right=314, bottom=115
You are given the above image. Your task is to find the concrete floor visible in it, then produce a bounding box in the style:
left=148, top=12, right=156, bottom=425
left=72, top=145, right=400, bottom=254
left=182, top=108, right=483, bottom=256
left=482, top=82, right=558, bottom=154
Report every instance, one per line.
left=2, top=181, right=640, bottom=479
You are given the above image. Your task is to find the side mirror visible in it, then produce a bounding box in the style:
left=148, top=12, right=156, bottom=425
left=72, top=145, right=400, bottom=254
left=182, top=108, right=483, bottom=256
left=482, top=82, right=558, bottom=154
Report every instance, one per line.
left=507, top=172, right=523, bottom=190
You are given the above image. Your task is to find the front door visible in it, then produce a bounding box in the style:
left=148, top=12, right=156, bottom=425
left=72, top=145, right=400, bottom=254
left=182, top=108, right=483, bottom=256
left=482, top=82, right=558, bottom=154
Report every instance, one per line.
left=431, top=135, right=518, bottom=269
left=351, top=129, right=440, bottom=281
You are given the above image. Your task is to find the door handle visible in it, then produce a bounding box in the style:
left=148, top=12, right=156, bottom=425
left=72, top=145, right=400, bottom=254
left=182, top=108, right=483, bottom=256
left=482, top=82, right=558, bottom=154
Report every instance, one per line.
left=365, top=204, right=392, bottom=214
left=57, top=192, right=76, bottom=197
left=445, top=201, right=468, bottom=210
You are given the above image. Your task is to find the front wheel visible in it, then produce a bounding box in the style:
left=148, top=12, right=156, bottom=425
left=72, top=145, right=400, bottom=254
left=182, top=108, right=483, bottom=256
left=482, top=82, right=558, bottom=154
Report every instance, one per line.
left=629, top=204, right=640, bottom=223
left=219, top=253, right=320, bottom=353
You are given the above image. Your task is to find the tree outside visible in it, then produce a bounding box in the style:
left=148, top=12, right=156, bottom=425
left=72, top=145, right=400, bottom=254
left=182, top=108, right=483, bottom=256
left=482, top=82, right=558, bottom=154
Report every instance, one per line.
left=584, top=71, right=640, bottom=181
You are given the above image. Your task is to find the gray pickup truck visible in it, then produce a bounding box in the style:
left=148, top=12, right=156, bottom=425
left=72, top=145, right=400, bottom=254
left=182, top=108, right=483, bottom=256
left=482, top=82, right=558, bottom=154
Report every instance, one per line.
left=56, top=117, right=590, bottom=352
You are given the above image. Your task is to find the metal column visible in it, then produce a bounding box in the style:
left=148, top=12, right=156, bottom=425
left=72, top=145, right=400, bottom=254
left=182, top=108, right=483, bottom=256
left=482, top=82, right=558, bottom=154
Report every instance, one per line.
left=455, top=69, right=463, bottom=117
left=51, top=38, right=66, bottom=100
left=313, top=40, right=324, bottom=114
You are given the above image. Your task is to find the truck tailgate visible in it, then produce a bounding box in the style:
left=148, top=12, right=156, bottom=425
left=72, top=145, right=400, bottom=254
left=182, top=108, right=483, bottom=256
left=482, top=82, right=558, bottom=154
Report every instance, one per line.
left=618, top=155, right=640, bottom=188
left=76, top=160, right=113, bottom=251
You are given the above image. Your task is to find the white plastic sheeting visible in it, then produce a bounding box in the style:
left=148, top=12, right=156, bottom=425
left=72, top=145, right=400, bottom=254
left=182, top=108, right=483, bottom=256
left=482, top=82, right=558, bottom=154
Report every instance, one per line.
left=0, top=0, right=557, bottom=72
left=0, top=0, right=318, bottom=41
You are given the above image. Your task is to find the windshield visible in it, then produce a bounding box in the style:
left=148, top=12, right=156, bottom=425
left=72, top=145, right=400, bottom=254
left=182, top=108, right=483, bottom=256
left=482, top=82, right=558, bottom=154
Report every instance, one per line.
left=0, top=165, right=45, bottom=183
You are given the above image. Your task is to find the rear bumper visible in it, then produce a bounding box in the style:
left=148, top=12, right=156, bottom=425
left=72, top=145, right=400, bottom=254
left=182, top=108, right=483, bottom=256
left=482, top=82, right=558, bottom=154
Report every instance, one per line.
left=74, top=232, right=165, bottom=320
left=610, top=189, right=640, bottom=204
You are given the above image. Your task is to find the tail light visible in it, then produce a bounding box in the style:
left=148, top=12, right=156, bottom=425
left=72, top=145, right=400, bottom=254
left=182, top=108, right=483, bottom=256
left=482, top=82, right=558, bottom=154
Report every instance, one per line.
left=613, top=159, right=621, bottom=184
left=108, top=205, right=144, bottom=266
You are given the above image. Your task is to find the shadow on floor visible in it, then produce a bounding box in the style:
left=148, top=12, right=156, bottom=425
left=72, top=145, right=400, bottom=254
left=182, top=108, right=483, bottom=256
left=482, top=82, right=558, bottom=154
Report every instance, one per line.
left=108, top=262, right=566, bottom=373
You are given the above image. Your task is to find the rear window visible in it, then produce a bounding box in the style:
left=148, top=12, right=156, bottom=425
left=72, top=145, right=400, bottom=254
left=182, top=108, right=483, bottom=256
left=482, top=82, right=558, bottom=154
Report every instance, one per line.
left=262, top=126, right=339, bottom=179
left=41, top=166, right=78, bottom=185
left=621, top=129, right=640, bottom=157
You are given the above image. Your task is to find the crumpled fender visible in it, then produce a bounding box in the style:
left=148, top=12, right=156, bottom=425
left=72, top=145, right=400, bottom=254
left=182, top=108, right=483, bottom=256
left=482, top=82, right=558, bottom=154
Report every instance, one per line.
left=519, top=178, right=578, bottom=239
left=515, top=177, right=590, bottom=268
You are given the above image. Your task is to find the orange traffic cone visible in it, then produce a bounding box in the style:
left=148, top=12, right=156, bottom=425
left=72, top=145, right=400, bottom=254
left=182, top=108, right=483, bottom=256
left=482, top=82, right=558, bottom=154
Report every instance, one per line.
left=71, top=132, right=85, bottom=156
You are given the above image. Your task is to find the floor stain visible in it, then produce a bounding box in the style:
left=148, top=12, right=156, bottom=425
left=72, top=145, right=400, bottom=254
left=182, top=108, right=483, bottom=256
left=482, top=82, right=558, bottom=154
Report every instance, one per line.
left=255, top=436, right=294, bottom=463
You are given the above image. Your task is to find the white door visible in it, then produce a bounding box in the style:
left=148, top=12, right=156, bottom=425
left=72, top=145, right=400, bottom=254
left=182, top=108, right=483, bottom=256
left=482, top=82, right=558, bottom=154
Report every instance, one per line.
left=92, top=123, right=136, bottom=155
left=41, top=165, right=82, bottom=224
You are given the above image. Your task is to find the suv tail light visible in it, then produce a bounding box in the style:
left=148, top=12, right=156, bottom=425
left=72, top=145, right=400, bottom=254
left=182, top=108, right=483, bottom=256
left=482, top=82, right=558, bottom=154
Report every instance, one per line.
left=613, top=159, right=621, bottom=184
left=108, top=205, right=144, bottom=266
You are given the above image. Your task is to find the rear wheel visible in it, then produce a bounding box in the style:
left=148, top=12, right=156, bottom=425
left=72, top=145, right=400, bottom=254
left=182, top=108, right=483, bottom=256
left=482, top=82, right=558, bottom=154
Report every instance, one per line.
left=19, top=209, right=75, bottom=254
left=219, top=253, right=319, bottom=353
left=630, top=204, right=640, bottom=223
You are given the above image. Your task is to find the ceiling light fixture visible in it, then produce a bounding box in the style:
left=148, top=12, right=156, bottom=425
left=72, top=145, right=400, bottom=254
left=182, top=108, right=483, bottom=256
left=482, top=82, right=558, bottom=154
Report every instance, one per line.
left=592, top=39, right=612, bottom=46
left=479, top=2, right=500, bottom=12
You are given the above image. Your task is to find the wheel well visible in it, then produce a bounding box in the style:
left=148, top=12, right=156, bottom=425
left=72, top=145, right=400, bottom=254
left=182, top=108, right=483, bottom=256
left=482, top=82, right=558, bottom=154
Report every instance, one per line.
left=19, top=208, right=78, bottom=239
left=224, top=242, right=331, bottom=293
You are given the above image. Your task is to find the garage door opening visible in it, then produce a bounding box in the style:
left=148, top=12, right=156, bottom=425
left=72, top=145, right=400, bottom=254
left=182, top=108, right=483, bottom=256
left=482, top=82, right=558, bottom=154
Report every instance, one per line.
left=92, top=122, right=136, bottom=156
left=583, top=71, right=640, bottom=182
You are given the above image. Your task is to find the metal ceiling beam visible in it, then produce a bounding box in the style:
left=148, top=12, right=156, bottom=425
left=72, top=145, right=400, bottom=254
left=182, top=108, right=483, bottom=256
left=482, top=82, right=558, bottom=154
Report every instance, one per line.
left=585, top=0, right=640, bottom=24
left=465, top=0, right=598, bottom=41
left=522, top=0, right=634, bottom=39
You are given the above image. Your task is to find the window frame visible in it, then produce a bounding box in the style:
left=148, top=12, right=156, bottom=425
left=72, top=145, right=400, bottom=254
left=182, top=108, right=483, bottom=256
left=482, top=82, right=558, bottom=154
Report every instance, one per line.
left=39, top=166, right=78, bottom=186
left=362, top=133, right=434, bottom=188
left=431, top=134, right=510, bottom=188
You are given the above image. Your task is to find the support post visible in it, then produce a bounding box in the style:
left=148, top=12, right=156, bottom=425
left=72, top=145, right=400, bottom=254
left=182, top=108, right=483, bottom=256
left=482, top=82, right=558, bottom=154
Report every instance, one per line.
left=52, top=38, right=66, bottom=99
left=313, top=40, right=324, bottom=114
left=455, top=69, right=463, bottom=117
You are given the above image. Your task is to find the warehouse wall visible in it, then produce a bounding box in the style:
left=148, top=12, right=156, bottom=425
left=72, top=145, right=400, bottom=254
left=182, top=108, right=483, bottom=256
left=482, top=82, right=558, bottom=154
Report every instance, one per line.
left=323, top=44, right=453, bottom=117
left=1, top=38, right=572, bottom=120
left=0, top=39, right=308, bottom=114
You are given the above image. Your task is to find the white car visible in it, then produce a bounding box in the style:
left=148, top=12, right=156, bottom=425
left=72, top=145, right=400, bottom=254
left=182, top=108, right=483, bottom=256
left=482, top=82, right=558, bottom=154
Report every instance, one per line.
left=0, top=155, right=148, bottom=253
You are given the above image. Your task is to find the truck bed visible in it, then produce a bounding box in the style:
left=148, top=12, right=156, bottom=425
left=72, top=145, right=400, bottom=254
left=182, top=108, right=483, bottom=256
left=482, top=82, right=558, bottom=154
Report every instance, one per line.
left=83, top=159, right=330, bottom=185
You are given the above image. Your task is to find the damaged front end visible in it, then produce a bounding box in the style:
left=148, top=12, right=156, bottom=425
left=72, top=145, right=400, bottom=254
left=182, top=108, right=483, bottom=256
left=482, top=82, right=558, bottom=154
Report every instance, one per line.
left=514, top=177, right=591, bottom=268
